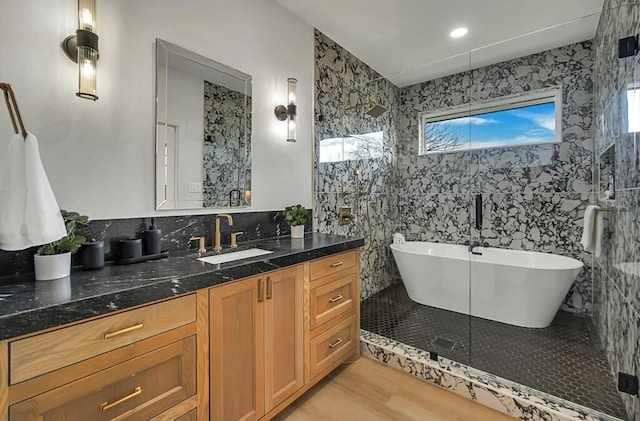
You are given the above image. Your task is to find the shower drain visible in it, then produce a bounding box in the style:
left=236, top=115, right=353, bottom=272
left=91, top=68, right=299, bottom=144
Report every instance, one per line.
left=432, top=336, right=456, bottom=350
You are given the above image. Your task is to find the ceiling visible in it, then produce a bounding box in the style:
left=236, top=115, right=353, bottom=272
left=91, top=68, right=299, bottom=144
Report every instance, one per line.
left=276, top=0, right=605, bottom=87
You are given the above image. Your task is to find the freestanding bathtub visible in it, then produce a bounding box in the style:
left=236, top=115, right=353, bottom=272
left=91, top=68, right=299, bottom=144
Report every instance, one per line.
left=390, top=241, right=583, bottom=328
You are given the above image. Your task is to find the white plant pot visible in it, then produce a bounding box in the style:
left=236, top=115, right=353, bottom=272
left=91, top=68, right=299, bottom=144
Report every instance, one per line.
left=290, top=225, right=305, bottom=239
left=34, top=252, right=71, bottom=281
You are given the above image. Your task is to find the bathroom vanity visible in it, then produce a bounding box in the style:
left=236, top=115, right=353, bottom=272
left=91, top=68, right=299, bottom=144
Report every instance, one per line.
left=0, top=233, right=363, bottom=420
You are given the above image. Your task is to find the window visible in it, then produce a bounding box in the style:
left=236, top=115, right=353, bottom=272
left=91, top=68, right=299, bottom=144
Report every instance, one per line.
left=419, top=88, right=562, bottom=154
left=319, top=131, right=384, bottom=163
left=627, top=83, right=640, bottom=133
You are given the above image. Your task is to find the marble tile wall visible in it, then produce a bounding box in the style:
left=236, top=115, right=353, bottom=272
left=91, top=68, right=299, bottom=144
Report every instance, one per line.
left=0, top=210, right=310, bottom=279
left=314, top=30, right=400, bottom=299
left=203, top=81, right=251, bottom=207
left=396, top=42, right=595, bottom=313
left=593, top=1, right=640, bottom=419
left=315, top=31, right=596, bottom=310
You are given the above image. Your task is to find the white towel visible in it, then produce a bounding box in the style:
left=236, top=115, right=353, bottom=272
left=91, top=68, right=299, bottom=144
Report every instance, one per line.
left=580, top=205, right=603, bottom=257
left=393, top=232, right=405, bottom=245
left=0, top=132, right=66, bottom=251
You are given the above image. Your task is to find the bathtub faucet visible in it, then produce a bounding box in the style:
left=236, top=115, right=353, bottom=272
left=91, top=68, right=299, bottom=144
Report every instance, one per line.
left=468, top=241, right=483, bottom=255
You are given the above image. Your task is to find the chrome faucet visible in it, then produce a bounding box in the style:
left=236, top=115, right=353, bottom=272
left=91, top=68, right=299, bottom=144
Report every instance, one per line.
left=214, top=214, right=234, bottom=252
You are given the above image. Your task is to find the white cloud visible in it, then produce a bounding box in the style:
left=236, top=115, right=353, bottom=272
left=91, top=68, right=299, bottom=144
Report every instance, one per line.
left=513, top=111, right=555, bottom=131
left=446, top=116, right=499, bottom=126
left=533, top=115, right=555, bottom=130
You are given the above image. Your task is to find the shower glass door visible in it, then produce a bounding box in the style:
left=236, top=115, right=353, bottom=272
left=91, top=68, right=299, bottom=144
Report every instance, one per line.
left=466, top=9, right=629, bottom=419
left=409, top=47, right=475, bottom=367
left=466, top=26, right=575, bottom=394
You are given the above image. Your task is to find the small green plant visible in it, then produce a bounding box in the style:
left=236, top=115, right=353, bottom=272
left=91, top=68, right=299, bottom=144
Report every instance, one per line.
left=283, top=204, right=310, bottom=226
left=37, top=210, right=89, bottom=255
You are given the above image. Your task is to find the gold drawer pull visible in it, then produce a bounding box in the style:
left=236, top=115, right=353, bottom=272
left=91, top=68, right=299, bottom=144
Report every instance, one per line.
left=330, top=261, right=344, bottom=267
left=100, top=386, right=142, bottom=412
left=328, top=338, right=343, bottom=349
left=102, top=322, right=144, bottom=340
left=329, top=294, right=343, bottom=303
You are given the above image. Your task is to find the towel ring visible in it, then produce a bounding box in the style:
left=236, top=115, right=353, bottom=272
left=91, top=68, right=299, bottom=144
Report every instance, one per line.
left=0, top=83, right=27, bottom=139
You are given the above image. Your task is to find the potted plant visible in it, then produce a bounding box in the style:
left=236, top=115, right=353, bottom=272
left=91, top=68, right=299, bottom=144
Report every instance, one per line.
left=34, top=210, right=89, bottom=281
left=283, top=204, right=309, bottom=239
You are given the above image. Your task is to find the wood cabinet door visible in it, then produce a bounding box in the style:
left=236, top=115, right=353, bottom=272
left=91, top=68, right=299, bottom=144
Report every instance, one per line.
left=210, top=277, right=264, bottom=421
left=263, top=265, right=304, bottom=412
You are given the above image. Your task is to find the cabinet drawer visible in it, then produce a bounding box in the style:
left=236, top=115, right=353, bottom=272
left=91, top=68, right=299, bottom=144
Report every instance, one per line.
left=176, top=409, right=197, bottom=421
left=10, top=294, right=196, bottom=384
left=310, top=272, right=357, bottom=330
left=309, top=251, right=357, bottom=281
left=310, top=314, right=357, bottom=379
left=10, top=335, right=196, bottom=421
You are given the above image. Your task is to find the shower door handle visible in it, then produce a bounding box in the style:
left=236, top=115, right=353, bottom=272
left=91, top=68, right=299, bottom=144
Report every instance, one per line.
left=475, top=194, right=482, bottom=231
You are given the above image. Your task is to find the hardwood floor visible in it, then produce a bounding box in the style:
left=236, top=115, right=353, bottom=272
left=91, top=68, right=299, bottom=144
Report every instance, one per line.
left=274, top=357, right=516, bottom=421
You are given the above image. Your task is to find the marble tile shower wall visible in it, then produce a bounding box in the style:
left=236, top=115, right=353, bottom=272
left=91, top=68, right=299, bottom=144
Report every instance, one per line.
left=203, top=81, right=251, bottom=207
left=593, top=1, right=640, bottom=419
left=396, top=41, right=595, bottom=313
left=0, top=211, right=305, bottom=279
left=314, top=30, right=400, bottom=299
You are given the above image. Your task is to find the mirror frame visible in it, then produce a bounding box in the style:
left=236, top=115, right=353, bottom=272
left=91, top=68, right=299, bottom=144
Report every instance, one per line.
left=155, top=38, right=252, bottom=210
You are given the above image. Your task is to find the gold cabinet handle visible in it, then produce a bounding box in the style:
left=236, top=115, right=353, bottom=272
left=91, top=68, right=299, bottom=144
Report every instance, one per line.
left=102, top=322, right=144, bottom=340
left=258, top=278, right=264, bottom=302
left=266, top=276, right=273, bottom=300
left=330, top=261, right=344, bottom=268
left=100, top=386, right=142, bottom=412
left=329, top=294, right=343, bottom=303
left=329, top=338, right=343, bottom=349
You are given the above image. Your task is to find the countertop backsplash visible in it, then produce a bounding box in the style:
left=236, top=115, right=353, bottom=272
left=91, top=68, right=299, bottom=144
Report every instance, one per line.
left=0, top=210, right=312, bottom=279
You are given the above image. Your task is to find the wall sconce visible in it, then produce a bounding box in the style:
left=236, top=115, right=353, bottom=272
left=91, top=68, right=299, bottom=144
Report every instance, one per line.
left=274, top=78, right=297, bottom=142
left=61, top=0, right=99, bottom=101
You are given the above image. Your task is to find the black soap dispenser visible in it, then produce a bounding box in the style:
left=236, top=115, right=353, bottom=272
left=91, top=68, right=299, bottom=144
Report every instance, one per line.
left=144, top=218, right=162, bottom=255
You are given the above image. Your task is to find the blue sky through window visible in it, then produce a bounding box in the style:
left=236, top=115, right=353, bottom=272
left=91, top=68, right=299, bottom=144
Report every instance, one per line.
left=425, top=101, right=557, bottom=152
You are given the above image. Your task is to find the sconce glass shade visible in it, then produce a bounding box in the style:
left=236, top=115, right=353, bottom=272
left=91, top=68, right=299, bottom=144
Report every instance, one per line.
left=286, top=78, right=297, bottom=142
left=77, top=0, right=97, bottom=100
left=78, top=0, right=96, bottom=32
left=61, top=0, right=99, bottom=100
left=77, top=45, right=98, bottom=100
left=274, top=78, right=298, bottom=142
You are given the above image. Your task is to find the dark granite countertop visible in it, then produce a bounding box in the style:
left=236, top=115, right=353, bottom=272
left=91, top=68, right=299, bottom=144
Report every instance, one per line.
left=0, top=233, right=364, bottom=341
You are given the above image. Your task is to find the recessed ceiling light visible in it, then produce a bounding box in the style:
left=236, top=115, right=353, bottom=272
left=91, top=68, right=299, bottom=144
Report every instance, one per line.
left=450, top=27, right=468, bottom=38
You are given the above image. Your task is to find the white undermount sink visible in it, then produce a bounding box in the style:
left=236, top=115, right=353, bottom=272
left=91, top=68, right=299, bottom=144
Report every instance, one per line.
left=197, top=248, right=273, bottom=265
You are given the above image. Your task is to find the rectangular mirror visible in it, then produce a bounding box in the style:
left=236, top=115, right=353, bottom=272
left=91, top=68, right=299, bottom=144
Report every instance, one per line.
left=155, top=38, right=252, bottom=210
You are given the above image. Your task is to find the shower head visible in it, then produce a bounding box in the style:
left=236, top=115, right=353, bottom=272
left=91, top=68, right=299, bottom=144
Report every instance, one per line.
left=365, top=101, right=387, bottom=117
left=344, top=101, right=388, bottom=117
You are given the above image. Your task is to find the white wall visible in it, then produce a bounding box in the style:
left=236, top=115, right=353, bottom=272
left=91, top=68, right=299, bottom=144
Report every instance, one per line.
left=0, top=0, right=313, bottom=219
left=167, top=69, right=203, bottom=206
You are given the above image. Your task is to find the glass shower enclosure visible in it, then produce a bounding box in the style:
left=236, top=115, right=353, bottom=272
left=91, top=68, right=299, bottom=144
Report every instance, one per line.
left=315, top=5, right=634, bottom=418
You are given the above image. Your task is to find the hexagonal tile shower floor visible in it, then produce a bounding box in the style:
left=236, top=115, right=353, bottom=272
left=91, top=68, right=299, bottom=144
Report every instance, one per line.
left=360, top=283, right=627, bottom=419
